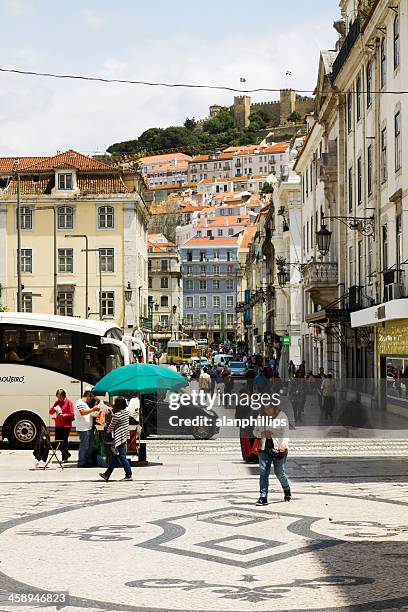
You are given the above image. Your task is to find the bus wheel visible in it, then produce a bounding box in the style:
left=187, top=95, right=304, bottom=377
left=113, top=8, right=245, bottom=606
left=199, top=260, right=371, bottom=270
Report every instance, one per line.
left=4, top=412, right=44, bottom=449
left=192, top=425, right=216, bottom=440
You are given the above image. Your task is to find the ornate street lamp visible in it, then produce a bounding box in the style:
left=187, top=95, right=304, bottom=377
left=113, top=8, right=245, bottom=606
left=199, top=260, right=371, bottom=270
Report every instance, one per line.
left=124, top=281, right=133, bottom=302
left=277, top=267, right=288, bottom=287
left=316, top=223, right=332, bottom=257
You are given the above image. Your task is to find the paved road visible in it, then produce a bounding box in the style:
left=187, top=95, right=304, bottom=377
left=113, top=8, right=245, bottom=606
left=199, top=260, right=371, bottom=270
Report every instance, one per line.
left=0, top=448, right=408, bottom=610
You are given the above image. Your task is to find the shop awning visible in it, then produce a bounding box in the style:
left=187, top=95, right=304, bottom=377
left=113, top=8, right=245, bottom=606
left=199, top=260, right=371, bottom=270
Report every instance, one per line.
left=351, top=298, right=408, bottom=328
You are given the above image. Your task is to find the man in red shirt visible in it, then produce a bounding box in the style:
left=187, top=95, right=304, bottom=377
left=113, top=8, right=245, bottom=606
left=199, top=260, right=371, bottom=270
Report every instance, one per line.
left=49, top=389, right=75, bottom=463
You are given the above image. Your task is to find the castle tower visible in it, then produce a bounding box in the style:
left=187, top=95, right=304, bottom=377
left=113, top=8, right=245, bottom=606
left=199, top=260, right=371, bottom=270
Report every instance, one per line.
left=279, top=89, right=297, bottom=124
left=233, top=95, right=251, bottom=128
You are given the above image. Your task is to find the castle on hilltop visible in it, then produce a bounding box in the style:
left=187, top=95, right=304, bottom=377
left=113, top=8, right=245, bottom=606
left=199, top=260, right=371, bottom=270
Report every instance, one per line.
left=209, top=89, right=314, bottom=129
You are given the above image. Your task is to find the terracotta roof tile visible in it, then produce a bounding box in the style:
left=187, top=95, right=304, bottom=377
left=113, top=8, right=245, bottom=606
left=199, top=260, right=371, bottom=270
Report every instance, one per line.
left=182, top=236, right=239, bottom=246
left=20, top=149, right=117, bottom=172
left=139, top=153, right=192, bottom=164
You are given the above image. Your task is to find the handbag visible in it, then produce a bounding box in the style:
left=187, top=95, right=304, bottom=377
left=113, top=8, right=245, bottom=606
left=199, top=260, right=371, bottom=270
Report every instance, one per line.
left=264, top=438, right=286, bottom=460
left=102, top=425, right=113, bottom=445
left=250, top=438, right=262, bottom=455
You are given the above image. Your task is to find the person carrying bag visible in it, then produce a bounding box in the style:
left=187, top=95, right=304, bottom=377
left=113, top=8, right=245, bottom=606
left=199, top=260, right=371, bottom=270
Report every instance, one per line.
left=99, top=397, right=132, bottom=482
left=253, top=401, right=291, bottom=505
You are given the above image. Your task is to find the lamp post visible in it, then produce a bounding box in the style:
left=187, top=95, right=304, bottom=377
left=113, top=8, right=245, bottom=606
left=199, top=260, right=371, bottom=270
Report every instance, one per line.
left=16, top=174, right=22, bottom=312
left=84, top=248, right=103, bottom=320
left=35, top=206, right=58, bottom=314
left=65, top=234, right=89, bottom=318
left=172, top=304, right=177, bottom=339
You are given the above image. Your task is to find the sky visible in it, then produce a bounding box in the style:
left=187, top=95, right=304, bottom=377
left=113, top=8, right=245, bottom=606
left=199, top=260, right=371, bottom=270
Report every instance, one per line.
left=0, top=0, right=340, bottom=156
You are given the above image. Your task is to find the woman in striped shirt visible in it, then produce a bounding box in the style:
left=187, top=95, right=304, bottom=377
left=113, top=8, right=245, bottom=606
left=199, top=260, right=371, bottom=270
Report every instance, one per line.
left=99, top=397, right=133, bottom=482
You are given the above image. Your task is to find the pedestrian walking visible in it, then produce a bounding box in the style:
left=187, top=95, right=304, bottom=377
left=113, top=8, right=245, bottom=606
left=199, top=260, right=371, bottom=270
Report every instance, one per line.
left=75, top=390, right=100, bottom=467
left=209, top=366, right=217, bottom=394
left=289, top=373, right=306, bottom=423
left=198, top=367, right=211, bottom=392
left=253, top=402, right=291, bottom=504
left=49, top=389, right=74, bottom=462
left=321, top=373, right=336, bottom=420
left=99, top=397, right=132, bottom=481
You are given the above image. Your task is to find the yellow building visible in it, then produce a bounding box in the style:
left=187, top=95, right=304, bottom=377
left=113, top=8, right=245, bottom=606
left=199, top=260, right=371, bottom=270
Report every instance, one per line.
left=0, top=150, right=150, bottom=331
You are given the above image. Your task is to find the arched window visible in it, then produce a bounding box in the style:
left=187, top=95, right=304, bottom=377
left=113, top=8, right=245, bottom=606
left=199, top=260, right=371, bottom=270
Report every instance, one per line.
left=98, top=205, right=114, bottom=229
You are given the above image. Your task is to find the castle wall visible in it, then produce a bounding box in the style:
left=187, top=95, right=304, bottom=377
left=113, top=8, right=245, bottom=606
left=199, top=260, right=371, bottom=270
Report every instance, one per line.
left=250, top=101, right=280, bottom=126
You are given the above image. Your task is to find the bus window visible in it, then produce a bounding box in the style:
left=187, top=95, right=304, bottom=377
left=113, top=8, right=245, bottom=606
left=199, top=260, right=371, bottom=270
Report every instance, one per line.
left=182, top=345, right=193, bottom=359
left=83, top=343, right=124, bottom=385
left=1, top=326, right=73, bottom=376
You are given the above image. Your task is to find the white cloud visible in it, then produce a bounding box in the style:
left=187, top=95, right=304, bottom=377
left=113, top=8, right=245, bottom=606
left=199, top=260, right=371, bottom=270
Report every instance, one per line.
left=3, top=0, right=32, bottom=16
left=83, top=10, right=105, bottom=31
left=0, top=16, right=337, bottom=156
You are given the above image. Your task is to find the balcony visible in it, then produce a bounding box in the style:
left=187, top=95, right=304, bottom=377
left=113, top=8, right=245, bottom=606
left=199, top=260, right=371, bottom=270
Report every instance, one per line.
left=303, top=261, right=338, bottom=306
left=332, top=19, right=361, bottom=82
left=317, top=141, right=337, bottom=183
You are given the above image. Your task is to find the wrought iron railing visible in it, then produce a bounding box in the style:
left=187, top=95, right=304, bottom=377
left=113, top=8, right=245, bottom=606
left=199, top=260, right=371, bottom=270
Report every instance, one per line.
left=332, top=19, right=361, bottom=82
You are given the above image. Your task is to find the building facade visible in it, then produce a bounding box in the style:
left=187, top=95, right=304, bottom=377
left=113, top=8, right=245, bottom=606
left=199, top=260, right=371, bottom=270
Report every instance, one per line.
left=147, top=234, right=181, bottom=349
left=138, top=153, right=192, bottom=187
left=180, top=237, right=241, bottom=343
left=0, top=150, right=150, bottom=332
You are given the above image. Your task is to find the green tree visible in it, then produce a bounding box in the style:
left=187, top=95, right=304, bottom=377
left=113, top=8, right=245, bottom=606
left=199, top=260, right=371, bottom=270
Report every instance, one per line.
left=202, top=107, right=234, bottom=135
left=287, top=111, right=302, bottom=122
left=184, top=117, right=196, bottom=130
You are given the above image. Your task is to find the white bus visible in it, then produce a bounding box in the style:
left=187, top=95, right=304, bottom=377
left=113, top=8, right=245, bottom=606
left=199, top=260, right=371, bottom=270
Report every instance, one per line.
left=0, top=312, right=131, bottom=448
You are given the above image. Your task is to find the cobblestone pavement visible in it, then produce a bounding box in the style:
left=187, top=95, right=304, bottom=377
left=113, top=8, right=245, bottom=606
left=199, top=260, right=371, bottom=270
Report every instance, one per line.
left=0, top=447, right=408, bottom=611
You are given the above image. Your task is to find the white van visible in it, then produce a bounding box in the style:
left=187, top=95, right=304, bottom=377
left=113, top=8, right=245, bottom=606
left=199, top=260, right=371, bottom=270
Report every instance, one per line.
left=213, top=354, right=233, bottom=366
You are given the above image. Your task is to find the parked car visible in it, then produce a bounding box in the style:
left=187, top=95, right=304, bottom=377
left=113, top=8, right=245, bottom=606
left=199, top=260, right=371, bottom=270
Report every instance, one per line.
left=190, top=356, right=210, bottom=369
left=213, top=353, right=233, bottom=367
left=228, top=361, right=247, bottom=377
left=140, top=394, right=219, bottom=440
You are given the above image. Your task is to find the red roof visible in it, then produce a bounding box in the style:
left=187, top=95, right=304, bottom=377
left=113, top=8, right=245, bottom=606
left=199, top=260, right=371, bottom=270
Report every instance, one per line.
left=183, top=236, right=240, bottom=246
left=0, top=150, right=117, bottom=173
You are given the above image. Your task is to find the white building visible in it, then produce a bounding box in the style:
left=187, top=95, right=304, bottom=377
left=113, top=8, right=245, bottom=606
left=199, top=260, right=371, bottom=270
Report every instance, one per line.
left=138, top=153, right=192, bottom=187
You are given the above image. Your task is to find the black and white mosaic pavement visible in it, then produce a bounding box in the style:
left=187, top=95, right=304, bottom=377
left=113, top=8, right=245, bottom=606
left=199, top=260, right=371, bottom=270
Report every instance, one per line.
left=0, top=460, right=408, bottom=611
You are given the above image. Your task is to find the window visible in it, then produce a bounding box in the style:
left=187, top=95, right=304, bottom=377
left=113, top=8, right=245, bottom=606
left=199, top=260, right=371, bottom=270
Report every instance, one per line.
left=196, top=231, right=202, bottom=237
left=185, top=314, right=193, bottom=327
left=213, top=265, right=220, bottom=275
left=1, top=327, right=73, bottom=376
left=367, top=145, right=373, bottom=195
left=18, top=206, right=32, bottom=230
left=356, top=75, right=361, bottom=121
left=58, top=289, right=74, bottom=317
left=213, top=295, right=220, bottom=307
left=394, top=14, right=400, bottom=69
left=199, top=296, right=207, bottom=308
left=199, top=280, right=207, bottom=290
left=185, top=279, right=193, bottom=290
left=187, top=251, right=193, bottom=262
left=381, top=127, right=387, bottom=183
left=21, top=293, right=32, bottom=313
left=213, top=313, right=221, bottom=327
left=98, top=206, right=114, bottom=229
left=226, top=279, right=234, bottom=290
left=380, top=38, right=387, bottom=88
left=186, top=265, right=193, bottom=275
left=186, top=296, right=193, bottom=308
left=160, top=315, right=169, bottom=328
left=357, top=157, right=362, bottom=206
left=358, top=241, right=363, bottom=287
left=199, top=313, right=207, bottom=326
left=347, top=92, right=352, bottom=133
left=226, top=314, right=234, bottom=327
left=100, top=291, right=115, bottom=317
left=200, top=251, right=206, bottom=261
left=349, top=246, right=354, bottom=286
left=160, top=295, right=168, bottom=307
left=148, top=277, right=152, bottom=289
left=99, top=248, right=114, bottom=273
left=226, top=295, right=234, bottom=308
left=57, top=206, right=74, bottom=230
left=227, top=265, right=233, bottom=275
left=200, top=265, right=206, bottom=275
left=396, top=214, right=402, bottom=270
left=348, top=167, right=353, bottom=212
left=213, top=279, right=220, bottom=289
left=366, top=61, right=372, bottom=108
left=58, top=248, right=73, bottom=273
left=226, top=251, right=231, bottom=261
left=395, top=111, right=402, bottom=171
left=58, top=173, right=73, bottom=190
left=160, top=277, right=169, bottom=289
left=228, top=228, right=234, bottom=236
left=161, top=259, right=168, bottom=271
left=382, top=224, right=388, bottom=270
left=20, top=249, right=32, bottom=273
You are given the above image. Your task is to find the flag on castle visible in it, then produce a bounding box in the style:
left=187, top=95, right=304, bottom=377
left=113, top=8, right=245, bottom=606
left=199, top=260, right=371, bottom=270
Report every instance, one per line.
left=240, top=77, right=247, bottom=83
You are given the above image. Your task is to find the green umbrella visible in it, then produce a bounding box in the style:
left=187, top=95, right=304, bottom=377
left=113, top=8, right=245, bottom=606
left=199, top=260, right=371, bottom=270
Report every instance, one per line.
left=91, top=363, right=187, bottom=396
